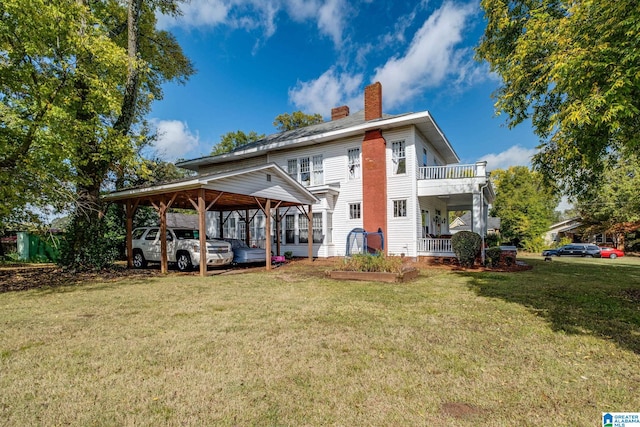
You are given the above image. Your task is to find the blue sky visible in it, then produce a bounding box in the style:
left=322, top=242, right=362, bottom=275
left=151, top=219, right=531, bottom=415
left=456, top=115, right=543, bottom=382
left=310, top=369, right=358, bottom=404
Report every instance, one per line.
left=148, top=0, right=540, bottom=171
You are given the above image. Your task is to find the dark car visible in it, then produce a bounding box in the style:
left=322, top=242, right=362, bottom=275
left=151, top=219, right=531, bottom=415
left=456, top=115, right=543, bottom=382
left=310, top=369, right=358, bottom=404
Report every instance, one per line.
left=542, top=248, right=559, bottom=257
left=222, top=238, right=266, bottom=264
left=556, top=244, right=601, bottom=258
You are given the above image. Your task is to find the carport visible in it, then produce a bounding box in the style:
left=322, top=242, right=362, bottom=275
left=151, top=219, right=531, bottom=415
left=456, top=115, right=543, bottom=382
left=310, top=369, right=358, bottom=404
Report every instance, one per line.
left=103, top=163, right=319, bottom=276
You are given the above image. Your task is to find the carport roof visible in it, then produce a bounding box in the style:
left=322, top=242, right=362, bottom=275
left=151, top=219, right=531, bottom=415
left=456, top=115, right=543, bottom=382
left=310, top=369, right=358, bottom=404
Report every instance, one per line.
left=103, top=163, right=319, bottom=210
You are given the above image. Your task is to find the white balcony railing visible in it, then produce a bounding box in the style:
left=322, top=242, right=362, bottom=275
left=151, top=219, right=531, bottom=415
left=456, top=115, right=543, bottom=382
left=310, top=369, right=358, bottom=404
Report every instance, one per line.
left=417, top=238, right=453, bottom=254
left=418, top=162, right=487, bottom=180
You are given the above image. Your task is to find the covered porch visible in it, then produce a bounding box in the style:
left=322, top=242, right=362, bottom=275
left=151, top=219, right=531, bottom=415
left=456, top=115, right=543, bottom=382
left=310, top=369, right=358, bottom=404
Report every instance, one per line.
left=416, top=171, right=495, bottom=257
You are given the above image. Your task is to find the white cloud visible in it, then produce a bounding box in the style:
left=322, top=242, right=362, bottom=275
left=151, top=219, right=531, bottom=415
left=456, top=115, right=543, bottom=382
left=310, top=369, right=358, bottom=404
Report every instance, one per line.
left=316, top=0, right=347, bottom=47
left=288, top=2, right=484, bottom=114
left=158, top=0, right=349, bottom=48
left=157, top=0, right=229, bottom=29
left=289, top=68, right=363, bottom=116
left=151, top=119, right=200, bottom=161
left=478, top=145, right=537, bottom=172
left=372, top=1, right=478, bottom=109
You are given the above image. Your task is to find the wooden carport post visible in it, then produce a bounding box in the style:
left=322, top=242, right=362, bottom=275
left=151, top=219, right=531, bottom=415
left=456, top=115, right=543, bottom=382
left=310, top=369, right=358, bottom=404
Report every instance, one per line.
left=265, top=199, right=272, bottom=271
left=307, top=204, right=313, bottom=262
left=125, top=199, right=139, bottom=269
left=152, top=194, right=176, bottom=274
left=198, top=188, right=207, bottom=277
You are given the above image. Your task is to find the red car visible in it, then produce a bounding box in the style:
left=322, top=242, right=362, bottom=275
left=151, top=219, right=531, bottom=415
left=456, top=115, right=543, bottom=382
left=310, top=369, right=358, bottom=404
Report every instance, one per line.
left=599, top=247, right=625, bottom=259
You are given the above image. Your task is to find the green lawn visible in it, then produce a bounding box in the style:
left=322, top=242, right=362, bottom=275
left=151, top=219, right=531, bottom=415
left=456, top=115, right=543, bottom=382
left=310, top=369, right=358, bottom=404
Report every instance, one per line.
left=1, top=255, right=639, bottom=426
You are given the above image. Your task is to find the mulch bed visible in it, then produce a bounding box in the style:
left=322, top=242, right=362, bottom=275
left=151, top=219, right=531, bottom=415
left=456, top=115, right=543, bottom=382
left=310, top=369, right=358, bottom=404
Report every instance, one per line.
left=0, top=256, right=533, bottom=293
left=0, top=265, right=160, bottom=293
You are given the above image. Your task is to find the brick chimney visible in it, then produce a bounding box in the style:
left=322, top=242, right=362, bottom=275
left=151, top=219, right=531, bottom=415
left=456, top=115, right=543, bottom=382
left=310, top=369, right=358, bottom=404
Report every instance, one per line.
left=331, top=105, right=350, bottom=121
left=361, top=82, right=387, bottom=254
left=364, top=82, right=382, bottom=121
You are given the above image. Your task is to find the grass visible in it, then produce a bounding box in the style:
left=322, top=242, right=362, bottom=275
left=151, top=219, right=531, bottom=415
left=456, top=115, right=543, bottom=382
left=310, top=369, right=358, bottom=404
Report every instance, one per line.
left=1, top=255, right=639, bottom=425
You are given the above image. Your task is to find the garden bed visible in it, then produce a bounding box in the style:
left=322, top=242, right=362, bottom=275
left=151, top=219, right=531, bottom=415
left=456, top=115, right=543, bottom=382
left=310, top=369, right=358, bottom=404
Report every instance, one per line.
left=327, top=267, right=419, bottom=283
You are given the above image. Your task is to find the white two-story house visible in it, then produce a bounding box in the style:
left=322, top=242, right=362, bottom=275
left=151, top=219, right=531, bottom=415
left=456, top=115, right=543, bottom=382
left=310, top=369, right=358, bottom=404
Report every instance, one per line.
left=175, top=82, right=495, bottom=258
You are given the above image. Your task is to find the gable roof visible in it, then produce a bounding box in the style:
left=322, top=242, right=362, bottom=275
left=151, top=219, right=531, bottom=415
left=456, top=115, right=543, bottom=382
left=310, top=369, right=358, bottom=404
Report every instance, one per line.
left=103, top=163, right=319, bottom=210
left=176, top=109, right=460, bottom=171
left=450, top=211, right=501, bottom=231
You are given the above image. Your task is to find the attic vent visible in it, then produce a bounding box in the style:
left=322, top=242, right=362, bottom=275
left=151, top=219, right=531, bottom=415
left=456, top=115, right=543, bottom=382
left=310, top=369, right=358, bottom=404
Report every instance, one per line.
left=266, top=174, right=271, bottom=182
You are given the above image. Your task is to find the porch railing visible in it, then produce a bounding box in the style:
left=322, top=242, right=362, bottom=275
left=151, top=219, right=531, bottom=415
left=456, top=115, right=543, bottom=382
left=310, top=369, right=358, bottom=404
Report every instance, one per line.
left=418, top=162, right=486, bottom=180
left=418, top=238, right=453, bottom=254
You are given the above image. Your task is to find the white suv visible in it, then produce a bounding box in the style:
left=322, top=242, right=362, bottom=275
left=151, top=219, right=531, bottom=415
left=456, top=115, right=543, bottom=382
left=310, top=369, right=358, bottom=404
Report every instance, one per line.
left=131, top=227, right=233, bottom=271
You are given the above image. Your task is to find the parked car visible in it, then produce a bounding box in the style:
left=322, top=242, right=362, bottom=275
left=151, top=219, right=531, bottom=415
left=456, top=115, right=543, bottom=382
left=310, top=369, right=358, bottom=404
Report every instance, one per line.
left=555, top=243, right=601, bottom=258
left=599, top=247, right=625, bottom=259
left=222, top=238, right=267, bottom=264
left=131, top=227, right=233, bottom=271
left=541, top=248, right=559, bottom=257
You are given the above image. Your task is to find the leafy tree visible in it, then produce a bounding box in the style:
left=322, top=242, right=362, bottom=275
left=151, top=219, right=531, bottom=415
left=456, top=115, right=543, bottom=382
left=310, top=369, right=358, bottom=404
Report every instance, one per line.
left=1, top=0, right=194, bottom=269
left=211, top=111, right=323, bottom=155
left=490, top=166, right=559, bottom=251
left=476, top=0, right=640, bottom=195
left=574, top=152, right=640, bottom=240
left=211, top=130, right=265, bottom=155
left=273, top=111, right=324, bottom=132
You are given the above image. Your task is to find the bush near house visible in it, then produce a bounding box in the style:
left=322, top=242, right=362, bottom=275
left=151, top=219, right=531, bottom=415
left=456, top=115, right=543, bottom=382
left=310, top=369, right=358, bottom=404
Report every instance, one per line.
left=451, top=231, right=482, bottom=267
left=485, top=247, right=502, bottom=267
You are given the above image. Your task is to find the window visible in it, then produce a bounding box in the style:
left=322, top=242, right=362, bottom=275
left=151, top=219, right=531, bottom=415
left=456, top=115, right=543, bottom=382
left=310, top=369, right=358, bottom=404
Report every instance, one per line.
left=347, top=148, right=360, bottom=179
left=285, top=214, right=295, bottom=244
left=326, top=213, right=333, bottom=244
left=349, top=203, right=361, bottom=219
left=393, top=200, right=407, bottom=217
left=132, top=228, right=146, bottom=240
left=145, top=228, right=159, bottom=240
left=313, top=155, right=323, bottom=185
left=287, top=159, right=298, bottom=180
left=299, top=157, right=311, bottom=186
left=286, top=156, right=323, bottom=186
left=299, top=215, right=309, bottom=243
left=392, top=141, right=406, bottom=174
left=223, top=217, right=236, bottom=239
left=422, top=148, right=428, bottom=167
left=312, top=213, right=323, bottom=243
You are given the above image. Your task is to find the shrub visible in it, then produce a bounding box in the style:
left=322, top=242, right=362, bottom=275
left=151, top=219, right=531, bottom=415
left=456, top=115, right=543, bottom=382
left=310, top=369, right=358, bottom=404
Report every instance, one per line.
left=284, top=251, right=293, bottom=260
left=556, top=237, right=572, bottom=247
left=485, top=246, right=502, bottom=267
left=522, top=235, right=547, bottom=253
left=340, top=253, right=403, bottom=273
left=58, top=214, right=119, bottom=271
left=451, top=231, right=482, bottom=267
left=485, top=233, right=501, bottom=247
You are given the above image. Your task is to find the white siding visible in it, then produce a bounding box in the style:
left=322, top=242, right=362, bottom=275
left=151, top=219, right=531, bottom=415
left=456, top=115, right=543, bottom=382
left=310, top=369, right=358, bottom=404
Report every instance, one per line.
left=385, top=126, right=418, bottom=256
left=268, top=136, right=364, bottom=257
left=199, top=155, right=268, bottom=175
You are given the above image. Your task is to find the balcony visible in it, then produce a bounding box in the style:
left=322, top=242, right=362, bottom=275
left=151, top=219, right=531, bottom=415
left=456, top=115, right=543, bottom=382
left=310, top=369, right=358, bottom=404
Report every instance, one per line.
left=418, top=162, right=487, bottom=180
left=417, top=162, right=490, bottom=200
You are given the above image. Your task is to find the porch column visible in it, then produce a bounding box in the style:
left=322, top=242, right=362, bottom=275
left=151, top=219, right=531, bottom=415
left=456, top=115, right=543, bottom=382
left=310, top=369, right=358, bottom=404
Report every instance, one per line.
left=472, top=192, right=486, bottom=236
